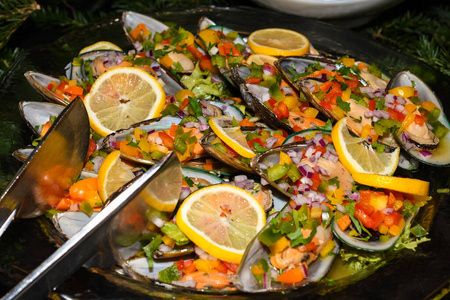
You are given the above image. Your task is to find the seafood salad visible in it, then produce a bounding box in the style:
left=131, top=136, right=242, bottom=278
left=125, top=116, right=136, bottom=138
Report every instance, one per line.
left=8, top=8, right=449, bottom=297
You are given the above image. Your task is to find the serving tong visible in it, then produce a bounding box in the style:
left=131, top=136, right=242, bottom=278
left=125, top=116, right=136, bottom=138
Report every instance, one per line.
left=1, top=98, right=182, bottom=299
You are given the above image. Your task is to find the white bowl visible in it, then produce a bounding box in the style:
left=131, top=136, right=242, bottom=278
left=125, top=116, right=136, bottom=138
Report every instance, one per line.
left=251, top=0, right=404, bottom=26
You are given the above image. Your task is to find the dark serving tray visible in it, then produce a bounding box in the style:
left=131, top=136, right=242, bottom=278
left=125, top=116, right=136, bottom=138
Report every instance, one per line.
left=0, top=6, right=449, bottom=299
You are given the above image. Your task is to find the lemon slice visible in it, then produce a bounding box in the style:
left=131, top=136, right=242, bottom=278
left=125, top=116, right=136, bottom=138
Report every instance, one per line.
left=84, top=67, right=166, bottom=137
left=97, top=150, right=135, bottom=201
left=248, top=28, right=310, bottom=56
left=209, top=116, right=256, bottom=158
left=79, top=41, right=123, bottom=55
left=176, top=184, right=266, bottom=263
left=332, top=117, right=400, bottom=176
left=246, top=53, right=278, bottom=66
left=352, top=172, right=429, bottom=196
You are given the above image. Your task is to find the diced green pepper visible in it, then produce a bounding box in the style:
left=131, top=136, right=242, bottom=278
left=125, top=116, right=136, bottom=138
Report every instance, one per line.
left=159, top=264, right=180, bottom=283
left=150, top=150, right=165, bottom=160
left=173, top=136, right=187, bottom=154
left=161, top=103, right=180, bottom=116
left=161, top=223, right=190, bottom=246
left=80, top=201, right=93, bottom=216
left=258, top=227, right=284, bottom=247
left=213, top=142, right=228, bottom=154
left=266, top=163, right=289, bottom=182
left=287, top=163, right=301, bottom=182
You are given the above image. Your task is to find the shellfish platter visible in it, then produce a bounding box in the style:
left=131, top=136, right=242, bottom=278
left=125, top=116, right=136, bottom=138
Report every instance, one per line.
left=1, top=6, right=449, bottom=300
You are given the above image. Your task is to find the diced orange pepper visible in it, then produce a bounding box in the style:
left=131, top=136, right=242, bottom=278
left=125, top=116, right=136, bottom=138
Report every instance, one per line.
left=337, top=214, right=351, bottom=231
left=55, top=197, right=72, bottom=210
left=65, top=85, right=84, bottom=96
left=277, top=267, right=304, bottom=284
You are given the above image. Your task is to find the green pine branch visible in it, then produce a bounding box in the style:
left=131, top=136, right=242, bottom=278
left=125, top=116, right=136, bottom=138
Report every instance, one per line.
left=0, top=0, right=40, bottom=50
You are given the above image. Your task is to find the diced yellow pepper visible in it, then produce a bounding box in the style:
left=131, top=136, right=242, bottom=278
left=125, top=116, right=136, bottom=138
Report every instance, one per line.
left=361, top=124, right=372, bottom=139
left=198, top=29, right=220, bottom=46
left=320, top=239, right=336, bottom=258
left=393, top=200, right=403, bottom=211
left=349, top=229, right=359, bottom=237
left=279, top=151, right=293, bottom=165
left=142, top=29, right=151, bottom=39
left=178, top=31, right=194, bottom=46
left=341, top=88, right=351, bottom=101
left=68, top=79, right=77, bottom=86
left=398, top=112, right=416, bottom=134
left=397, top=217, right=406, bottom=230
left=120, top=141, right=141, bottom=158
left=175, top=89, right=196, bottom=103
left=421, top=101, right=437, bottom=112
left=283, top=96, right=299, bottom=110
left=332, top=106, right=346, bottom=119
left=85, top=190, right=103, bottom=206
left=370, top=194, right=388, bottom=212
left=334, top=188, right=345, bottom=201
left=311, top=207, right=322, bottom=219
left=134, top=128, right=147, bottom=141
left=159, top=55, right=174, bottom=69
left=378, top=223, right=389, bottom=235
left=404, top=103, right=417, bottom=113
left=304, top=107, right=319, bottom=118
left=269, top=236, right=290, bottom=255
left=194, top=259, right=220, bottom=273
left=342, top=57, right=355, bottom=67
left=388, top=224, right=402, bottom=236
left=388, top=86, right=415, bottom=98
left=162, top=235, right=175, bottom=248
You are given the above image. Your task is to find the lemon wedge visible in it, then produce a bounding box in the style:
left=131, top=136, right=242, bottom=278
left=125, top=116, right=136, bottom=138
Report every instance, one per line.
left=84, top=67, right=166, bottom=137
left=331, top=117, right=400, bottom=176
left=176, top=184, right=266, bottom=263
left=78, top=41, right=123, bottom=55
left=248, top=28, right=310, bottom=56
left=97, top=150, right=135, bottom=201
left=352, top=172, right=429, bottom=196
left=209, top=116, right=256, bottom=158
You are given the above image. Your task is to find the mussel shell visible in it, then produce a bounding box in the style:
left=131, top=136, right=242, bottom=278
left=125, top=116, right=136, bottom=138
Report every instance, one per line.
left=102, top=116, right=182, bottom=165
left=199, top=131, right=255, bottom=174
left=250, top=142, right=308, bottom=198
left=283, top=129, right=332, bottom=145
left=122, top=11, right=169, bottom=48
left=234, top=202, right=339, bottom=293
left=206, top=100, right=245, bottom=121
left=331, top=198, right=421, bottom=252
left=182, top=166, right=223, bottom=186
left=19, top=101, right=65, bottom=136
left=52, top=211, right=99, bottom=240
left=240, top=83, right=294, bottom=134
left=387, top=70, right=450, bottom=167
left=275, top=55, right=335, bottom=90
left=24, top=71, right=70, bottom=106
left=153, top=244, right=195, bottom=260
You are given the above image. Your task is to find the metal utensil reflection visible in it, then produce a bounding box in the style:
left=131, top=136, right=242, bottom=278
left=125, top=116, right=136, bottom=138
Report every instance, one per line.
left=0, top=98, right=89, bottom=238
left=3, top=151, right=182, bottom=300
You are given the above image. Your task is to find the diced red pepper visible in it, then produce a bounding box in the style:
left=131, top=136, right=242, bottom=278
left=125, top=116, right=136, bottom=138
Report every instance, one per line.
left=186, top=44, right=203, bottom=60
left=368, top=100, right=376, bottom=111
left=199, top=56, right=213, bottom=71
left=248, top=137, right=265, bottom=148
left=310, top=172, right=322, bottom=191
left=159, top=132, right=174, bottom=149
left=273, top=102, right=289, bottom=120
left=297, top=242, right=316, bottom=253
left=215, top=261, right=228, bottom=274
left=384, top=211, right=403, bottom=227
left=223, top=262, right=239, bottom=274
left=245, top=77, right=261, bottom=84
left=86, top=138, right=97, bottom=161
left=268, top=98, right=277, bottom=108
left=319, top=100, right=333, bottom=112
left=314, top=145, right=327, bottom=154
left=176, top=260, right=185, bottom=271
left=370, top=210, right=385, bottom=228
left=354, top=206, right=376, bottom=229
left=355, top=201, right=374, bottom=216
left=414, top=114, right=425, bottom=126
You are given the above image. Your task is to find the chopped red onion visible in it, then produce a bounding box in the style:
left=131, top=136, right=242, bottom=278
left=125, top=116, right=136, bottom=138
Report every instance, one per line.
left=96, top=137, right=104, bottom=149
left=133, top=41, right=143, bottom=52
left=395, top=104, right=405, bottom=113
left=176, top=110, right=189, bottom=118
left=180, top=187, right=191, bottom=200
left=152, top=216, right=165, bottom=228
left=234, top=175, right=248, bottom=182
left=314, top=165, right=330, bottom=176
left=92, top=156, right=105, bottom=172
left=350, top=192, right=360, bottom=201
left=298, top=163, right=314, bottom=178
left=321, top=73, right=328, bottom=80
left=108, top=136, right=117, bottom=148
left=265, top=137, right=278, bottom=148
left=280, top=86, right=293, bottom=95
left=258, top=162, right=269, bottom=170
left=158, top=244, right=173, bottom=253
left=70, top=203, right=79, bottom=211
left=311, top=202, right=320, bottom=209
left=277, top=182, right=290, bottom=191
left=199, top=124, right=209, bottom=131
left=183, top=121, right=196, bottom=128
left=382, top=207, right=394, bottom=215
left=297, top=183, right=310, bottom=193
left=336, top=203, right=346, bottom=213
left=323, top=149, right=339, bottom=163
left=373, top=89, right=385, bottom=97
left=194, top=246, right=217, bottom=260
left=373, top=110, right=391, bottom=119
left=419, top=150, right=432, bottom=158
left=360, top=86, right=376, bottom=98
left=261, top=177, right=269, bottom=186
left=167, top=95, right=176, bottom=103
left=305, top=146, right=316, bottom=158
left=300, top=176, right=313, bottom=186
left=395, top=96, right=406, bottom=105
left=324, top=64, right=336, bottom=71
left=292, top=194, right=307, bottom=206
left=400, top=132, right=415, bottom=150
left=263, top=65, right=275, bottom=75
